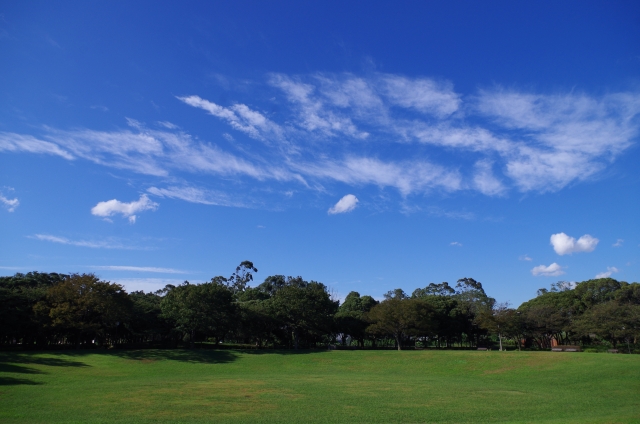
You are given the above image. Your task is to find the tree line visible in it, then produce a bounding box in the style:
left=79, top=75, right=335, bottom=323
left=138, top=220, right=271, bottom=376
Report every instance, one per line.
left=1, top=261, right=638, bottom=351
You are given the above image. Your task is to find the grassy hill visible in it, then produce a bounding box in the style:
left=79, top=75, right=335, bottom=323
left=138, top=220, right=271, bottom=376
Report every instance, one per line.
left=1, top=349, right=638, bottom=423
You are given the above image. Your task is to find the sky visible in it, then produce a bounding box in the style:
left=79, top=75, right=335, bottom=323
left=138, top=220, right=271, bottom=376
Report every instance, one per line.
left=1, top=1, right=639, bottom=306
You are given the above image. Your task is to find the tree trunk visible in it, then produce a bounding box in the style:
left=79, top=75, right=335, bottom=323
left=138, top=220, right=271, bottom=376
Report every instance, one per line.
left=498, top=332, right=503, bottom=351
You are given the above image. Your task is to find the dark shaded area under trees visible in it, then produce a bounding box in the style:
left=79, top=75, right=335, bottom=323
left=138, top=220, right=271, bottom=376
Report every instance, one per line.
left=1, top=262, right=639, bottom=352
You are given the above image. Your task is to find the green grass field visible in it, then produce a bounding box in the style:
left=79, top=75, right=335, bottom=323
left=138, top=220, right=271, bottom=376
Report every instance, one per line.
left=1, top=349, right=638, bottom=423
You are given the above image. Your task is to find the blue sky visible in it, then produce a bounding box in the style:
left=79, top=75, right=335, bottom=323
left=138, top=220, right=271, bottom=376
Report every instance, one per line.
left=1, top=1, right=639, bottom=305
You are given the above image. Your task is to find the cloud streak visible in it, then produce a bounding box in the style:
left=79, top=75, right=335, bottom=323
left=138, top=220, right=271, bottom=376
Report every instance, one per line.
left=90, top=265, right=188, bottom=274
left=3, top=72, right=639, bottom=212
left=30, top=234, right=141, bottom=249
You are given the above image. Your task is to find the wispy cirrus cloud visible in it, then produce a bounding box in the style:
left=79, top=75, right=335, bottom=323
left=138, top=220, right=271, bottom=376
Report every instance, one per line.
left=0, top=187, right=19, bottom=212
left=3, top=72, right=639, bottom=212
left=90, top=265, right=188, bottom=274
left=0, top=132, right=74, bottom=159
left=30, top=234, right=143, bottom=249
left=147, top=185, right=247, bottom=208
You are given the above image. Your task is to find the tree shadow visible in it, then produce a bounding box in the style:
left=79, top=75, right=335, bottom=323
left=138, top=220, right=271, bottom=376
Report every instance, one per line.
left=11, top=348, right=241, bottom=364
left=0, top=376, right=42, bottom=386
left=105, top=349, right=239, bottom=364
left=240, top=348, right=331, bottom=356
left=0, top=362, right=45, bottom=374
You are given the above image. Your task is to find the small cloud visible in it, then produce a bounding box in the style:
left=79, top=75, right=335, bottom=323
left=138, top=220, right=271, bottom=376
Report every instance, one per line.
left=613, top=239, right=624, bottom=247
left=550, top=232, right=599, bottom=255
left=90, top=105, right=109, bottom=112
left=450, top=241, right=462, bottom=247
left=158, top=121, right=178, bottom=129
left=125, top=117, right=143, bottom=129
left=284, top=190, right=294, bottom=197
left=90, top=265, right=187, bottom=274
left=0, top=188, right=19, bottom=212
left=112, top=278, right=185, bottom=293
left=257, top=225, right=265, bottom=229
left=531, top=262, right=565, bottom=277
left=223, top=133, right=234, bottom=142
left=91, top=194, right=158, bottom=223
left=595, top=266, right=619, bottom=279
left=519, top=254, right=532, bottom=261
left=328, top=194, right=358, bottom=214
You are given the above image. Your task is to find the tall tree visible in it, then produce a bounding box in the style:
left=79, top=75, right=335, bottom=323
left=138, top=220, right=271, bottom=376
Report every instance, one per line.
left=35, top=274, right=131, bottom=347
left=160, top=281, right=235, bottom=347
left=335, top=291, right=378, bottom=347
left=367, top=295, right=432, bottom=350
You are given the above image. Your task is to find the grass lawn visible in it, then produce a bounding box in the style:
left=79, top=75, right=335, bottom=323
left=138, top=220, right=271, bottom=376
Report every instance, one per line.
left=0, top=348, right=638, bottom=423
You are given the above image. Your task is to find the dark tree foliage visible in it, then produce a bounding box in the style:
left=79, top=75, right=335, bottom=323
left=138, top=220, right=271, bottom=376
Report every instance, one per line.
left=0, top=272, right=68, bottom=346
left=335, top=291, right=378, bottom=347
left=35, top=274, right=132, bottom=347
left=366, top=295, right=433, bottom=350
left=160, top=281, right=236, bottom=348
left=1, top=268, right=638, bottom=352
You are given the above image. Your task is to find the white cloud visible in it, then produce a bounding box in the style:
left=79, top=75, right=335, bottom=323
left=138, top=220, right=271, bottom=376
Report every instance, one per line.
left=595, top=266, right=619, bottom=279
left=380, top=74, right=461, bottom=117
left=90, top=265, right=187, bottom=274
left=147, top=186, right=245, bottom=207
left=178, top=95, right=284, bottom=143
left=613, top=239, right=624, bottom=247
left=0, top=132, right=74, bottom=160
left=298, top=157, right=462, bottom=196
left=30, top=234, right=138, bottom=249
left=91, top=194, right=158, bottom=223
left=0, top=188, right=19, bottom=212
left=477, top=90, right=640, bottom=192
left=519, top=254, right=532, bottom=261
left=158, top=121, right=178, bottom=129
left=531, top=262, right=565, bottom=277
left=328, top=194, right=359, bottom=214
left=3, top=73, right=640, bottom=211
left=550, top=232, right=599, bottom=255
left=472, top=160, right=505, bottom=196
left=450, top=241, right=462, bottom=246
left=111, top=278, right=185, bottom=293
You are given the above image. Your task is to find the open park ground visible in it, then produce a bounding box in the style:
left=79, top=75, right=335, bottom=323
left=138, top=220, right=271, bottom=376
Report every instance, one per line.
left=0, top=349, right=638, bottom=423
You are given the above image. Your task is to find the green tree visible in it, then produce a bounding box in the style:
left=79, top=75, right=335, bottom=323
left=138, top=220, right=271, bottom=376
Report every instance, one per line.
left=335, top=291, right=378, bottom=347
left=35, top=274, right=131, bottom=347
left=476, top=303, right=522, bottom=351
left=572, top=301, right=640, bottom=349
left=367, top=292, right=432, bottom=350
left=268, top=277, right=338, bottom=349
left=160, top=281, right=235, bottom=348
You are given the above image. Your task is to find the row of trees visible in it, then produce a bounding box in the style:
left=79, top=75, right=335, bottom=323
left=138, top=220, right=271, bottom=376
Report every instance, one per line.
left=1, top=262, right=638, bottom=351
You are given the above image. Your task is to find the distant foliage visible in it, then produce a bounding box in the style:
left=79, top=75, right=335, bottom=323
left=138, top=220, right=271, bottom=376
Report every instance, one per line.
left=1, top=267, right=638, bottom=351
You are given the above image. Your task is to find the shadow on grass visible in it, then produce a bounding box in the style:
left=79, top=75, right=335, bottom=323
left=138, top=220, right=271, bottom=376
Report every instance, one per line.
left=0, top=347, right=330, bottom=370
left=0, top=353, right=91, bottom=386
left=0, top=376, right=43, bottom=386
left=106, top=349, right=239, bottom=364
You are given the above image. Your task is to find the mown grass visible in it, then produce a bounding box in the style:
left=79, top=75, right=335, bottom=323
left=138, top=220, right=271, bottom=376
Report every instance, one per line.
left=0, top=349, right=638, bottom=423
